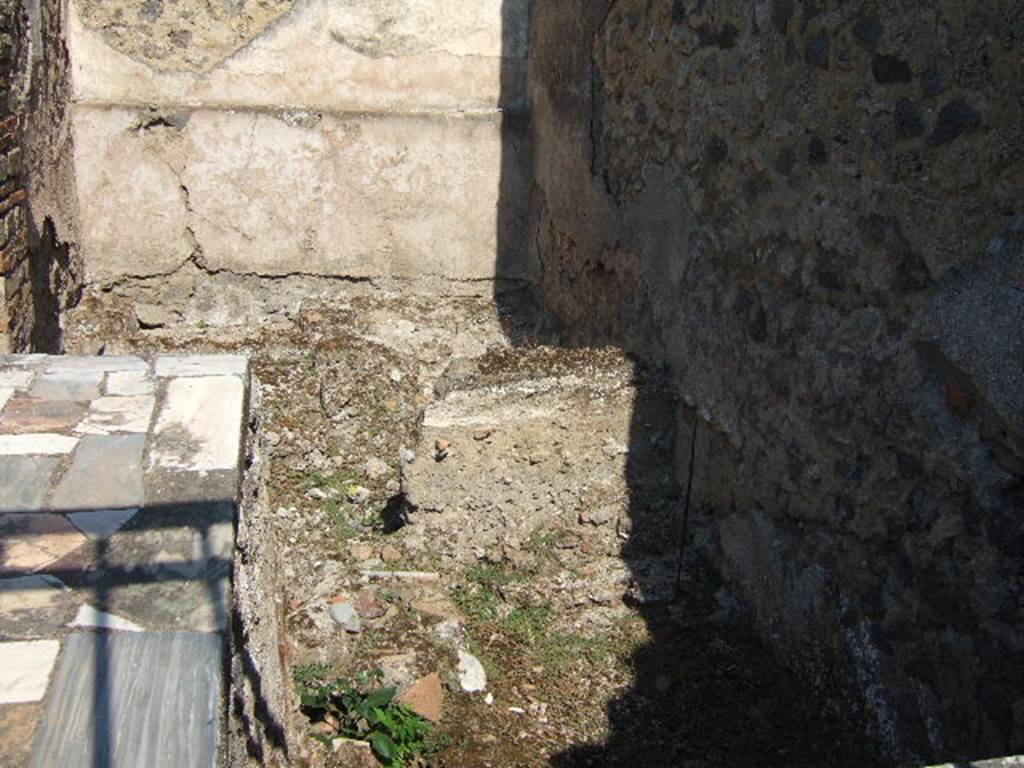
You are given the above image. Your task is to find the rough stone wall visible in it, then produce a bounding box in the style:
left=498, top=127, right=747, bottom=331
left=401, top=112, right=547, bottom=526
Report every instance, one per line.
left=1, top=0, right=82, bottom=352
left=0, top=0, right=27, bottom=352
left=228, top=378, right=295, bottom=768
left=530, top=0, right=1023, bottom=764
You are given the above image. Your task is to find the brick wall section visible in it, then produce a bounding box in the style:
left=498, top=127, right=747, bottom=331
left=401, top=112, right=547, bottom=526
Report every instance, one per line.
left=0, top=0, right=27, bottom=353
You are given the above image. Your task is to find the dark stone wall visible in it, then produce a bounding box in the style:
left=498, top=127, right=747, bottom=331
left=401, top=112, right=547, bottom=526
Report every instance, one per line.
left=10, top=0, right=81, bottom=353
left=0, top=0, right=28, bottom=352
left=529, top=0, right=1023, bottom=763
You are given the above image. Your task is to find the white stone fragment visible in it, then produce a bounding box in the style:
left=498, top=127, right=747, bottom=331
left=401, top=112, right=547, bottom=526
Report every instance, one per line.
left=0, top=434, right=79, bottom=455
left=0, top=640, right=61, bottom=703
left=149, top=376, right=245, bottom=471
left=67, top=508, right=138, bottom=539
left=0, top=369, right=34, bottom=389
left=154, top=355, right=249, bottom=378
left=69, top=604, right=144, bottom=633
left=457, top=649, right=487, bottom=692
left=74, top=396, right=155, bottom=434
left=0, top=387, right=13, bottom=411
left=106, top=370, right=155, bottom=396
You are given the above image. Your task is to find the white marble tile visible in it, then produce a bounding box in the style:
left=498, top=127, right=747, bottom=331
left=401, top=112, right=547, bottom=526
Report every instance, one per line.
left=154, top=355, right=249, bottom=378
left=105, top=370, right=155, bottom=396
left=0, top=434, right=79, bottom=455
left=0, top=369, right=34, bottom=389
left=69, top=605, right=144, bottom=633
left=74, top=396, right=155, bottom=435
left=0, top=640, right=61, bottom=704
left=149, top=376, right=245, bottom=472
left=45, top=356, right=147, bottom=374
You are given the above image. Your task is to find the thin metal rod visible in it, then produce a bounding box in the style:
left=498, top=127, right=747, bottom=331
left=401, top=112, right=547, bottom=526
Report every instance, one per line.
left=673, top=414, right=699, bottom=602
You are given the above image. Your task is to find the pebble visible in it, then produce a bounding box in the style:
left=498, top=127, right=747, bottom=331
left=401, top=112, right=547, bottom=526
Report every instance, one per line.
left=578, top=505, right=617, bottom=527
left=348, top=485, right=372, bottom=504
left=365, top=457, right=390, bottom=480
left=349, top=543, right=375, bottom=561
left=458, top=649, right=487, bottom=692
left=355, top=588, right=387, bottom=619
left=402, top=449, right=416, bottom=463
left=472, top=426, right=496, bottom=441
left=433, top=619, right=467, bottom=648
left=380, top=545, right=403, bottom=563
left=329, top=602, right=362, bottom=633
left=330, top=737, right=377, bottom=768
left=397, top=673, right=444, bottom=722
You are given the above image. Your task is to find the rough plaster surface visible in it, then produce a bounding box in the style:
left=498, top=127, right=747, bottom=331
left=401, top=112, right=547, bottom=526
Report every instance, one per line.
left=73, top=105, right=531, bottom=284
left=529, top=0, right=1024, bottom=764
left=65, top=0, right=532, bottom=293
left=70, top=0, right=528, bottom=112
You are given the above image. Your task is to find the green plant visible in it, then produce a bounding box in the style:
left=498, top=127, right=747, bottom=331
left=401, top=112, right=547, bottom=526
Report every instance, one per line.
left=501, top=602, right=553, bottom=646
left=293, top=661, right=333, bottom=686
left=450, top=562, right=523, bottom=624
left=294, top=667, right=441, bottom=768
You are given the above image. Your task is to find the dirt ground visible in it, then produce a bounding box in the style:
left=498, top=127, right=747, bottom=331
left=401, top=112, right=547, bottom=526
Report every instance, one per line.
left=66, top=291, right=877, bottom=768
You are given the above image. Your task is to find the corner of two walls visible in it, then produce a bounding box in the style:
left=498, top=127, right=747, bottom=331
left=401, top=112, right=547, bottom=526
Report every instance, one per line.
left=46, top=0, right=532, bottom=346
left=529, top=0, right=1023, bottom=764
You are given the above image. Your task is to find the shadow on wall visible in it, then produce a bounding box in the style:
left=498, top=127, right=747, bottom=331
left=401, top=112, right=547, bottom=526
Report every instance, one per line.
left=497, top=0, right=1023, bottom=766
left=493, top=2, right=879, bottom=766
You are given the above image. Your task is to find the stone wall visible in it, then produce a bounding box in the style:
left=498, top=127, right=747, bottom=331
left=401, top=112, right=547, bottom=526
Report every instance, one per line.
left=58, top=0, right=532, bottom=337
left=529, top=0, right=1023, bottom=764
left=0, top=0, right=82, bottom=352
left=0, top=0, right=27, bottom=352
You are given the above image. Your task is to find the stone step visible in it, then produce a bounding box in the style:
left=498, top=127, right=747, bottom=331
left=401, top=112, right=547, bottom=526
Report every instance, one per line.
left=72, top=106, right=532, bottom=286
left=401, top=347, right=680, bottom=566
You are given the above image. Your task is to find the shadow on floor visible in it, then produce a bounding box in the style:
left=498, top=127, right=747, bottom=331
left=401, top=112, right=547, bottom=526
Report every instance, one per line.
left=0, top=499, right=278, bottom=767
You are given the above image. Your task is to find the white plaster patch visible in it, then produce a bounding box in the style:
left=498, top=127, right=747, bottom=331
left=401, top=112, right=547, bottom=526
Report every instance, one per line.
left=67, top=508, right=139, bottom=539
left=0, top=639, right=61, bottom=703
left=45, top=356, right=147, bottom=374
left=0, top=369, right=34, bottom=389
left=106, top=370, right=155, bottom=396
left=0, top=387, right=13, bottom=411
left=0, top=575, right=68, bottom=612
left=69, top=604, right=144, bottom=633
left=154, top=355, right=249, bottom=378
left=74, top=396, right=155, bottom=435
left=149, top=376, right=245, bottom=471
left=0, top=434, right=79, bottom=455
